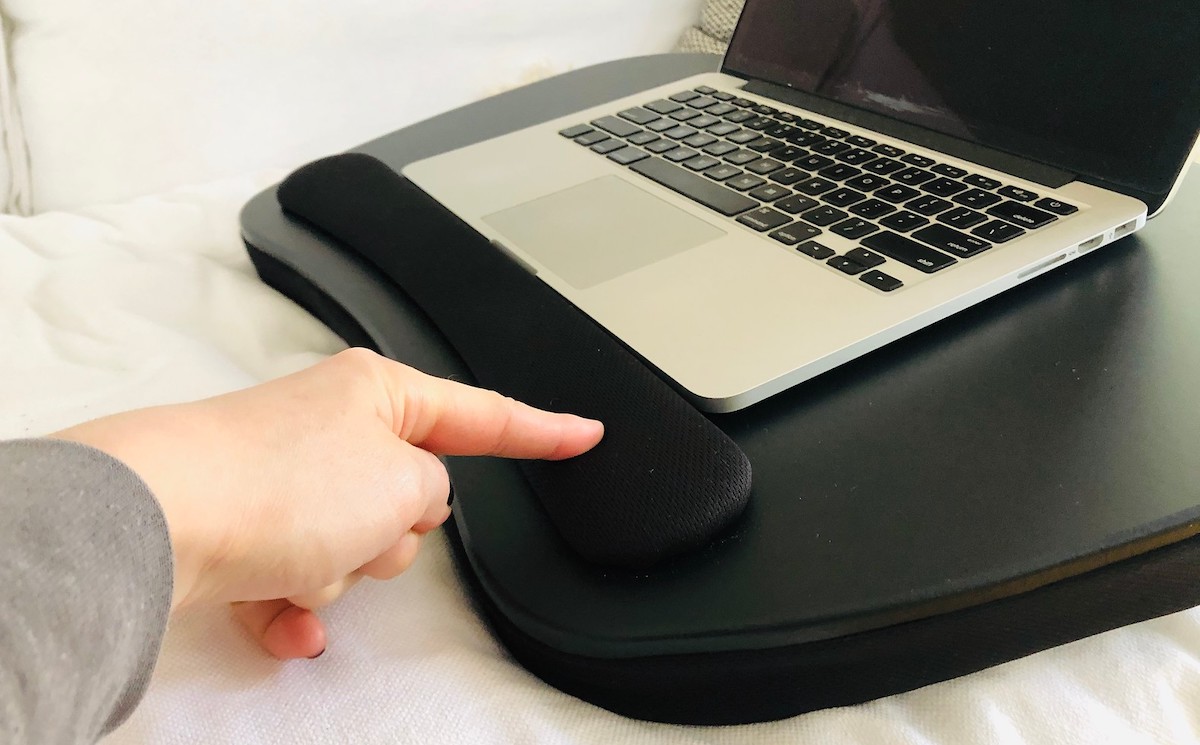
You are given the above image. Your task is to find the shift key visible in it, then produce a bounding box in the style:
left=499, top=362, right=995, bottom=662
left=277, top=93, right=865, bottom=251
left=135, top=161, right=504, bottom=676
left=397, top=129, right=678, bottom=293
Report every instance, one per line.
left=861, top=230, right=956, bottom=273
left=631, top=157, right=758, bottom=216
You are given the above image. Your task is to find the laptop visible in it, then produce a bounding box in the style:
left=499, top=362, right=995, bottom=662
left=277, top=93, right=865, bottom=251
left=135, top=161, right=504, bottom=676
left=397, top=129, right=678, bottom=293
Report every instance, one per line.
left=403, top=0, right=1200, bottom=413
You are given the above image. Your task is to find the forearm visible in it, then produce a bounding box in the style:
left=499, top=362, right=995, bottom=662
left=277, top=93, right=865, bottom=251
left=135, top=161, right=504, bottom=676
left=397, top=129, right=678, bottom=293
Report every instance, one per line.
left=0, top=439, right=173, bottom=744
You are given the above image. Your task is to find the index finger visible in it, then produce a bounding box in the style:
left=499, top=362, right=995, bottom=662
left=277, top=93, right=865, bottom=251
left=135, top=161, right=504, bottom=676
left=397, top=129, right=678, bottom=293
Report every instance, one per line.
left=381, top=363, right=605, bottom=460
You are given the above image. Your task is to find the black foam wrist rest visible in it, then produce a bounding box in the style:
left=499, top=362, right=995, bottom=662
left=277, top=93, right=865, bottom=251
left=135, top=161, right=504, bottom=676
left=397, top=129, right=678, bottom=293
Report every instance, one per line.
left=277, top=153, right=752, bottom=568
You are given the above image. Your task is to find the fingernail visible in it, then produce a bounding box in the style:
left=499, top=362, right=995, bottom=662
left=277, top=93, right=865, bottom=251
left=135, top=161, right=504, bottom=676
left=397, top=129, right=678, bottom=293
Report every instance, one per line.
left=309, top=648, right=326, bottom=659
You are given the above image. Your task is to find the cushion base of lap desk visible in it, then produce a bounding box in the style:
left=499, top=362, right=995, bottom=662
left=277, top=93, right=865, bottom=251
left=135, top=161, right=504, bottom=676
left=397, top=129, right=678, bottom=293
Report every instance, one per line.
left=239, top=54, right=1200, bottom=725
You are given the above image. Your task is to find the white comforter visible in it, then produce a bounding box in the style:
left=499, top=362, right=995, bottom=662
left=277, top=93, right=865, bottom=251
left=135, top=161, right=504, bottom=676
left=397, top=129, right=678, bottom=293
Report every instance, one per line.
left=2, top=174, right=1198, bottom=744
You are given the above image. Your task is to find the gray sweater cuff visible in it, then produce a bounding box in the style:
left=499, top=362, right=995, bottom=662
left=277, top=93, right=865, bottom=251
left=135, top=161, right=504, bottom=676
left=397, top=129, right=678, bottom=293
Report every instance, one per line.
left=0, top=438, right=174, bottom=743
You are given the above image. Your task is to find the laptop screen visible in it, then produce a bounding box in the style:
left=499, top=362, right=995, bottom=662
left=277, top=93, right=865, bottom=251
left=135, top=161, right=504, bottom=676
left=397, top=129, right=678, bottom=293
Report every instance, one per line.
left=724, top=0, right=1200, bottom=195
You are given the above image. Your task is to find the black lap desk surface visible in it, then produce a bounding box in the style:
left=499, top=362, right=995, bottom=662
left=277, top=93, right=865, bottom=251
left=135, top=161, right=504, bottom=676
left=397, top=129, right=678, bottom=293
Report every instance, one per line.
left=242, top=55, right=1200, bottom=664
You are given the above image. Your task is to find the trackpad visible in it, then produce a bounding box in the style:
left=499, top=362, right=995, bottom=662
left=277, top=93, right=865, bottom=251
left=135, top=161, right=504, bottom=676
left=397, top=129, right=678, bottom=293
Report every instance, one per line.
left=483, top=176, right=725, bottom=289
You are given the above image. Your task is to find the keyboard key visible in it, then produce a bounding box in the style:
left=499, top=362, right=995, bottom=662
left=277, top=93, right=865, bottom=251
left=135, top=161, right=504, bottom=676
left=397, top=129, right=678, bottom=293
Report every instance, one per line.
left=864, top=157, right=905, bottom=175
left=824, top=187, right=866, bottom=207
left=797, top=118, right=825, bottom=130
left=590, top=139, right=625, bottom=154
left=813, top=140, right=852, bottom=155
left=670, top=108, right=702, bottom=122
left=819, top=164, right=862, bottom=181
left=745, top=116, right=775, bottom=131
left=876, top=184, right=921, bottom=203
left=737, top=207, right=792, bottom=232
left=608, top=147, right=649, bottom=165
left=647, top=119, right=678, bottom=132
left=706, top=122, right=740, bottom=136
left=703, top=164, right=743, bottom=181
left=746, top=158, right=785, bottom=175
left=664, top=147, right=698, bottom=162
left=821, top=126, right=850, bottom=138
left=775, top=194, right=820, bottom=214
left=683, top=133, right=717, bottom=148
left=787, top=131, right=825, bottom=147
left=702, top=141, right=738, bottom=156
left=724, top=150, right=762, bottom=165
left=830, top=218, right=878, bottom=239
left=953, top=188, right=1003, bottom=209
left=747, top=137, right=785, bottom=153
left=645, top=139, right=679, bottom=154
left=838, top=148, right=877, bottom=165
left=828, top=255, right=868, bottom=275
left=664, top=125, right=698, bottom=140
left=906, top=194, right=953, bottom=215
left=688, top=114, right=722, bottom=129
left=749, top=184, right=792, bottom=201
left=922, top=177, right=968, bottom=197
left=1034, top=198, right=1079, bottom=215
left=849, top=198, right=896, bottom=219
left=592, top=116, right=642, bottom=137
left=769, top=223, right=823, bottom=245
left=769, top=167, right=808, bottom=185
left=711, top=91, right=735, bottom=101
left=912, top=224, right=991, bottom=258
left=773, top=145, right=806, bottom=161
left=987, top=200, right=1057, bottom=228
left=998, top=185, right=1038, bottom=202
left=846, top=135, right=877, bottom=148
left=694, top=85, right=717, bottom=95
left=669, top=90, right=700, bottom=102
left=800, top=205, right=848, bottom=226
left=862, top=231, right=956, bottom=273
left=559, top=124, right=593, bottom=138
left=764, top=124, right=794, bottom=138
left=795, top=177, right=838, bottom=196
left=931, top=163, right=968, bottom=178
left=706, top=103, right=737, bottom=117
left=724, top=110, right=755, bottom=123
left=971, top=219, right=1026, bottom=243
left=872, top=144, right=904, bottom=157
left=795, top=154, right=835, bottom=171
left=575, top=131, right=609, bottom=146
left=894, top=167, right=935, bottom=185
left=844, top=247, right=886, bottom=268
left=751, top=104, right=778, bottom=116
left=860, top=269, right=903, bottom=292
left=963, top=173, right=1002, bottom=190
left=683, top=155, right=722, bottom=171
left=728, top=130, right=760, bottom=144
left=630, top=158, right=757, bottom=216
left=900, top=153, right=935, bottom=168
left=796, top=240, right=836, bottom=259
left=689, top=96, right=719, bottom=110
left=627, top=131, right=660, bottom=146
left=727, top=174, right=767, bottom=191
left=937, top=206, right=987, bottom=229
left=732, top=98, right=755, bottom=108
left=845, top=174, right=890, bottom=192
left=618, top=108, right=661, bottom=125
left=880, top=210, right=929, bottom=232
left=776, top=112, right=797, bottom=123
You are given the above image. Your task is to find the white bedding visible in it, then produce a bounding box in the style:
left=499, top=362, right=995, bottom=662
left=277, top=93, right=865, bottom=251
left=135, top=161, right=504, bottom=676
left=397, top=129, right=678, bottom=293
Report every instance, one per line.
left=2, top=175, right=1199, bottom=743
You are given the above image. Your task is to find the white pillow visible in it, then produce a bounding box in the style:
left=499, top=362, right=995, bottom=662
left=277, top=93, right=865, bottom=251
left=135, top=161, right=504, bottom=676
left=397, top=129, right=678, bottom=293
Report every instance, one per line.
left=6, top=0, right=706, bottom=213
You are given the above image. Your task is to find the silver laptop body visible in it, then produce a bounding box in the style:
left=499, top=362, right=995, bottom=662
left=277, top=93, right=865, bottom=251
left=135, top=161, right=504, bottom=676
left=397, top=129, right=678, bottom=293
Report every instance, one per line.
left=405, top=1, right=1198, bottom=412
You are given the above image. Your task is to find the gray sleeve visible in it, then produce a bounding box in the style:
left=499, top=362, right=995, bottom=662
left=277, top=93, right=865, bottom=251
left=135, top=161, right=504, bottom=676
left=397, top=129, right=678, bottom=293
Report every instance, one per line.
left=0, top=438, right=174, bottom=744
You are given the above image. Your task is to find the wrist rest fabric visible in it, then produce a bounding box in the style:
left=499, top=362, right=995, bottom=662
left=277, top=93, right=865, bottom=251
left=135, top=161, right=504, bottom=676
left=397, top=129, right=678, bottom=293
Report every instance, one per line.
left=276, top=153, right=752, bottom=568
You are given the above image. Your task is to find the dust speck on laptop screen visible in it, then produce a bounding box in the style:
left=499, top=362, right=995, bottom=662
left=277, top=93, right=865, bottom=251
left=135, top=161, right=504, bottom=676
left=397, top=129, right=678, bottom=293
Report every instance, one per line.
left=724, top=0, right=1200, bottom=194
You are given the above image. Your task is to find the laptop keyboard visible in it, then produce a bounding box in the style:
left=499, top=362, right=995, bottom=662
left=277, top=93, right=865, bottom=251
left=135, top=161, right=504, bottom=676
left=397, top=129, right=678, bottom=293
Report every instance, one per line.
left=558, top=86, right=1081, bottom=293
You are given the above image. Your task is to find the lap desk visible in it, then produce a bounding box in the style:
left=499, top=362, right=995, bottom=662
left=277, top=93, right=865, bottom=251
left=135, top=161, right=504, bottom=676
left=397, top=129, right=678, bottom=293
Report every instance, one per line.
left=241, top=54, right=1200, bottom=723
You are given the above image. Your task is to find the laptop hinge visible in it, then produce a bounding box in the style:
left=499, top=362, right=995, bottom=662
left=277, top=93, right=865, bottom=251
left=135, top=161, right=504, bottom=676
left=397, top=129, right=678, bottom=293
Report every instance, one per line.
left=741, top=79, right=1076, bottom=189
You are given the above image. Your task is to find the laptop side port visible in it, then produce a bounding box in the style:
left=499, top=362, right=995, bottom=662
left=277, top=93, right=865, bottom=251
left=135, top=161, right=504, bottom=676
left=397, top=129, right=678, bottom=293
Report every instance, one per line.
left=1078, top=235, right=1105, bottom=252
left=1113, top=219, right=1138, bottom=239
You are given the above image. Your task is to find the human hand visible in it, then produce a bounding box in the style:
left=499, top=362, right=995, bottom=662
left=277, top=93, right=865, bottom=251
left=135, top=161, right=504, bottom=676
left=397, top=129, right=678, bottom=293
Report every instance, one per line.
left=53, top=348, right=603, bottom=659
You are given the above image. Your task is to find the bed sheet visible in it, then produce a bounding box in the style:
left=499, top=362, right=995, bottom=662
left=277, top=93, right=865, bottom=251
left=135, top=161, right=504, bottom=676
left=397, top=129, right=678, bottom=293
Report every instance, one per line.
left=1, top=174, right=1198, bottom=744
